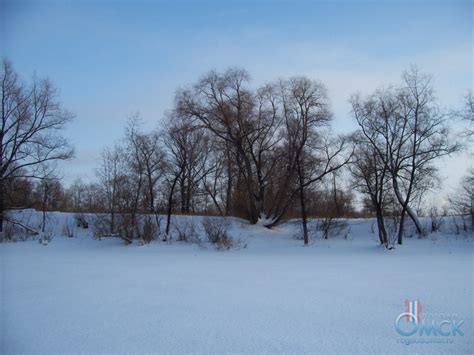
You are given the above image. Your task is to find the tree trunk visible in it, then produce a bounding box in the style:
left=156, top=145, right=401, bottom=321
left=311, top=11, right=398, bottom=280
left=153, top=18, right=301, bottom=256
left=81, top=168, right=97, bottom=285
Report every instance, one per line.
left=146, top=167, right=155, bottom=214
left=165, top=173, right=181, bottom=238
left=185, top=181, right=192, bottom=214
left=264, top=185, right=300, bottom=229
left=0, top=177, right=4, bottom=233
left=209, top=190, right=224, bottom=216
left=398, top=209, right=406, bottom=245
left=404, top=204, right=424, bottom=234
left=179, top=177, right=186, bottom=214
left=375, top=214, right=384, bottom=245
left=225, top=150, right=233, bottom=216
left=241, top=153, right=258, bottom=224
left=297, top=161, right=309, bottom=245
left=110, top=179, right=117, bottom=235
left=131, top=174, right=143, bottom=239
left=377, top=213, right=388, bottom=246
left=392, top=177, right=424, bottom=242
left=41, top=182, right=49, bottom=233
left=299, top=185, right=309, bottom=245
left=471, top=204, right=474, bottom=232
left=110, top=210, right=115, bottom=235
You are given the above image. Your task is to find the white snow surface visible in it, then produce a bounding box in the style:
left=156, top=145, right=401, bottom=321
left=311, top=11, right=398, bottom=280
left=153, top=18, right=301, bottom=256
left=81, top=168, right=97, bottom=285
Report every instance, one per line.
left=1, top=210, right=473, bottom=354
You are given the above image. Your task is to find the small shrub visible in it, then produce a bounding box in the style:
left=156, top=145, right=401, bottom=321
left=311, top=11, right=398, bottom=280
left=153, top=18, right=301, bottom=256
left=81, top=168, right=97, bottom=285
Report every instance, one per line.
left=74, top=213, right=89, bottom=229
left=141, top=216, right=157, bottom=243
left=430, top=217, right=443, bottom=233
left=293, top=226, right=305, bottom=240
left=450, top=216, right=469, bottom=235
left=173, top=219, right=200, bottom=243
left=92, top=214, right=112, bottom=237
left=39, top=230, right=53, bottom=245
left=317, top=218, right=349, bottom=239
left=3, top=221, right=16, bottom=241
left=2, top=218, right=38, bottom=242
left=370, top=222, right=375, bottom=234
left=153, top=214, right=163, bottom=237
left=118, top=214, right=138, bottom=241
left=202, top=217, right=233, bottom=249
left=293, top=220, right=313, bottom=241
left=428, top=206, right=444, bottom=234
left=62, top=219, right=74, bottom=238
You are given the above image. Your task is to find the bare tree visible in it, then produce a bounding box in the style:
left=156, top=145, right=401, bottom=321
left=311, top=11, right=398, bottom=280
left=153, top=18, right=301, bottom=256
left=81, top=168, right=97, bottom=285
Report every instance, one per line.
left=124, top=117, right=166, bottom=238
left=67, top=179, right=102, bottom=213
left=176, top=68, right=281, bottom=224
left=130, top=125, right=166, bottom=234
left=449, top=169, right=473, bottom=232
left=162, top=113, right=212, bottom=237
left=352, top=67, right=460, bottom=244
left=68, top=178, right=87, bottom=211
left=36, top=177, right=59, bottom=233
left=96, top=145, right=127, bottom=234
left=0, top=59, right=73, bottom=232
left=268, top=77, right=333, bottom=242
left=291, top=136, right=352, bottom=243
left=123, top=119, right=145, bottom=238
left=460, top=90, right=473, bottom=138
left=462, top=91, right=474, bottom=122
left=176, top=70, right=351, bottom=233
left=202, top=143, right=227, bottom=216
left=350, top=137, right=390, bottom=246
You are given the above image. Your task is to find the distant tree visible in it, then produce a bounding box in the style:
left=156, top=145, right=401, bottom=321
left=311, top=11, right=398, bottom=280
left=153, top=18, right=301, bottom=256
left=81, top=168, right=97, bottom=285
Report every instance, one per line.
left=96, top=145, right=127, bottom=234
left=461, top=90, right=473, bottom=137
left=125, top=117, right=166, bottom=235
left=68, top=178, right=87, bottom=211
left=36, top=178, right=62, bottom=233
left=5, top=171, right=34, bottom=209
left=124, top=118, right=145, bottom=235
left=449, top=169, right=473, bottom=232
left=0, top=59, right=73, bottom=232
left=66, top=179, right=102, bottom=213
left=462, top=90, right=474, bottom=122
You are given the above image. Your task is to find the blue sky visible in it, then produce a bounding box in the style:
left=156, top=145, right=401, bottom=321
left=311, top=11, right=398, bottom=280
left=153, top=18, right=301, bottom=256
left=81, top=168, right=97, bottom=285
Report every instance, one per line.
left=1, top=0, right=472, bottom=201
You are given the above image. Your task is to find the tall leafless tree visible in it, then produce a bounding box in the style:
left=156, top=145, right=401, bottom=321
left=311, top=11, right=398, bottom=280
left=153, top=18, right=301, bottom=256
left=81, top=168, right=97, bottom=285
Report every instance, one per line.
left=96, top=145, right=127, bottom=234
left=266, top=77, right=333, bottom=242
left=162, top=113, right=212, bottom=237
left=176, top=69, right=281, bottom=224
left=0, top=59, right=73, bottom=232
left=125, top=117, right=166, bottom=236
left=352, top=67, right=460, bottom=244
left=350, top=137, right=390, bottom=246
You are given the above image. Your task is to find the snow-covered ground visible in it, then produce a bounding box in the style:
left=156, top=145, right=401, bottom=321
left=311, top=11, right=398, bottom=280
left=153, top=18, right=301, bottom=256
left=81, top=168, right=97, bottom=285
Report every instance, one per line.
left=1, top=211, right=473, bottom=354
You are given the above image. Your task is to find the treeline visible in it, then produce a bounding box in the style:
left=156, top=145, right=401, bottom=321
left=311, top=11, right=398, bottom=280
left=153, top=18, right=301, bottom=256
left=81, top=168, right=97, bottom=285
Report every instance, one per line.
left=1, top=59, right=472, bottom=246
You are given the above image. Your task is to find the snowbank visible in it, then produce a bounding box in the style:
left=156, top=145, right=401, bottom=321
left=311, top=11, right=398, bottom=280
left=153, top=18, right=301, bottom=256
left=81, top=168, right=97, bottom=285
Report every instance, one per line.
left=1, top=211, right=472, bottom=354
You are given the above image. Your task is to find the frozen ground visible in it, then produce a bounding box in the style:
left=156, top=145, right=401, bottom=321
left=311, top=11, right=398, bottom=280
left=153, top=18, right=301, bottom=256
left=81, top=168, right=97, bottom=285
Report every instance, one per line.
left=1, top=211, right=473, bottom=354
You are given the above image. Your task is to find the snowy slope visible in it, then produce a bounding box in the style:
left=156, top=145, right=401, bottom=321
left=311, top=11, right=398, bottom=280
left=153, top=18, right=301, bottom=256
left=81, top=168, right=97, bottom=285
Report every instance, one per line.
left=1, top=211, right=472, bottom=354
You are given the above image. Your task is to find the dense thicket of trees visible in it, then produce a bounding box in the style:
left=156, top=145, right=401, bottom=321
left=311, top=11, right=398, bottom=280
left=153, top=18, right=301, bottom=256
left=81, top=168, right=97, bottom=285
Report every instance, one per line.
left=174, top=71, right=352, bottom=242
left=2, top=60, right=470, bottom=245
